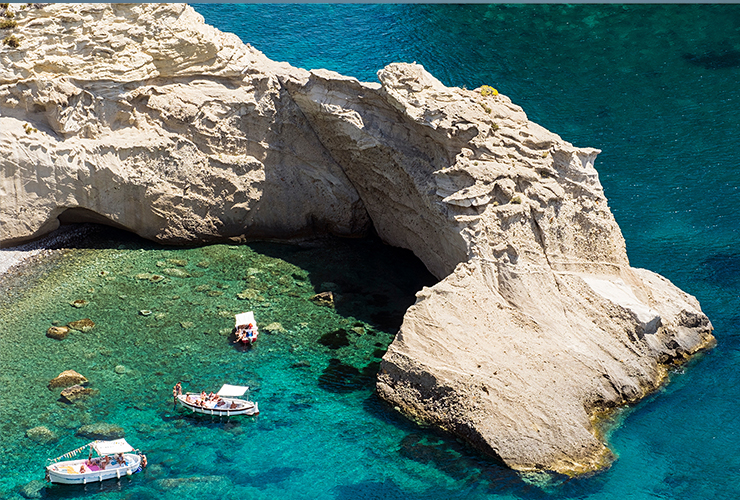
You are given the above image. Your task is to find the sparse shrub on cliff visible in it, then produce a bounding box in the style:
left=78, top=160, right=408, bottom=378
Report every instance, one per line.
left=5, top=10, right=14, bottom=18
left=2, top=34, right=18, bottom=47
left=23, top=123, right=37, bottom=134
left=480, top=85, right=498, bottom=97
left=479, top=102, right=492, bottom=114
left=0, top=18, right=16, bottom=29
left=491, top=122, right=499, bottom=131
left=510, top=195, right=522, bottom=204
left=0, top=4, right=10, bottom=9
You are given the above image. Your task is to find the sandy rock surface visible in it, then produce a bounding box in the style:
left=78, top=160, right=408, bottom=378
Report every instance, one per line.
left=0, top=3, right=714, bottom=476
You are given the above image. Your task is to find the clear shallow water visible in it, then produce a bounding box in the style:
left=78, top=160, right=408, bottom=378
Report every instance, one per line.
left=3, top=4, right=740, bottom=499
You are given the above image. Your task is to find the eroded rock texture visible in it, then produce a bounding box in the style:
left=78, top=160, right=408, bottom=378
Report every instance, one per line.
left=0, top=3, right=713, bottom=475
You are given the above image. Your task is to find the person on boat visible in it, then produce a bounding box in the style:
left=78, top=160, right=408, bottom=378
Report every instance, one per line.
left=234, top=325, right=247, bottom=343
left=185, top=394, right=193, bottom=403
left=79, top=465, right=86, bottom=474
left=230, top=401, right=238, bottom=409
left=115, top=453, right=125, bottom=465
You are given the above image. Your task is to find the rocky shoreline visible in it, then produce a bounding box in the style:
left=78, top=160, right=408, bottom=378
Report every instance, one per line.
left=0, top=224, right=98, bottom=280
left=0, top=3, right=714, bottom=476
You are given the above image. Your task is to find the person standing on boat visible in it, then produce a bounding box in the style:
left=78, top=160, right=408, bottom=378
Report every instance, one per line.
left=172, top=382, right=182, bottom=405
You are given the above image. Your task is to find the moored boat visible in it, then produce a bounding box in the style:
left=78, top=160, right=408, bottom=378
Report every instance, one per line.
left=234, top=311, right=259, bottom=345
left=176, top=384, right=259, bottom=416
left=45, top=439, right=146, bottom=485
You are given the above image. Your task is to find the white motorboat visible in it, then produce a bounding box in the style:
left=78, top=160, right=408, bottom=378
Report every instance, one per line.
left=45, top=438, right=146, bottom=485
left=234, top=311, right=259, bottom=345
left=176, top=384, right=259, bottom=416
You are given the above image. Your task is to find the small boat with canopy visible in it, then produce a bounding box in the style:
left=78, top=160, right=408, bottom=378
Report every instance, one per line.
left=45, top=438, right=146, bottom=484
left=234, top=311, right=258, bottom=345
left=176, top=384, right=259, bottom=416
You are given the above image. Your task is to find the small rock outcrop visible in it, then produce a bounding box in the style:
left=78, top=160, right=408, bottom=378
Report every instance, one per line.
left=48, top=369, right=88, bottom=389
left=0, top=4, right=714, bottom=476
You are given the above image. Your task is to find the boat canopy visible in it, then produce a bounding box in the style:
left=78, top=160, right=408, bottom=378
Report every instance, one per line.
left=92, top=439, right=135, bottom=455
left=217, top=384, right=249, bottom=397
left=235, top=311, right=255, bottom=328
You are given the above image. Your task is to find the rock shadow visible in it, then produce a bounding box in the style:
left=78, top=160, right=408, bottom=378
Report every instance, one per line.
left=683, top=47, right=740, bottom=70
left=248, top=235, right=437, bottom=335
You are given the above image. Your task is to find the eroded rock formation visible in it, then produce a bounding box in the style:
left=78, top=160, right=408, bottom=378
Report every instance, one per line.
left=0, top=3, right=714, bottom=475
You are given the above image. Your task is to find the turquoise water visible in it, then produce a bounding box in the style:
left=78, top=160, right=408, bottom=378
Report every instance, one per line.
left=3, top=4, right=740, bottom=499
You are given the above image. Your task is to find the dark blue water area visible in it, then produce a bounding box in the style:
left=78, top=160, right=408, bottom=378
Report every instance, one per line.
left=1, top=4, right=739, bottom=499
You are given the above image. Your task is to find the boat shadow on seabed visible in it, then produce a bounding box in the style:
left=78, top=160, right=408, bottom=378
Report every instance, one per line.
left=42, top=476, right=131, bottom=498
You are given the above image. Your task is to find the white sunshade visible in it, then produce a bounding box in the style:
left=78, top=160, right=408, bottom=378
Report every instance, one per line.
left=217, top=384, right=249, bottom=397
left=91, top=439, right=134, bottom=455
left=235, top=311, right=255, bottom=328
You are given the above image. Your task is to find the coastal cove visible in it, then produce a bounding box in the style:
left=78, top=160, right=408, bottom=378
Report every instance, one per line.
left=0, top=3, right=739, bottom=500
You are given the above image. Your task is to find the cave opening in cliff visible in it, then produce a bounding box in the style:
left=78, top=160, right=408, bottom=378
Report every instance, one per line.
left=58, top=207, right=132, bottom=233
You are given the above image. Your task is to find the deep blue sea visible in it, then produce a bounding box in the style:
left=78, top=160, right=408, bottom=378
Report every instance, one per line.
left=2, top=4, right=740, bottom=499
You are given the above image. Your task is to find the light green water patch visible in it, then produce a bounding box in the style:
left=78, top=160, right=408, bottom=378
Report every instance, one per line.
left=3, top=226, right=531, bottom=499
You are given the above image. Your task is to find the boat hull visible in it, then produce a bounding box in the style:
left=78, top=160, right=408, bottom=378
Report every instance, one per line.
left=46, top=453, right=142, bottom=484
left=176, top=394, right=259, bottom=416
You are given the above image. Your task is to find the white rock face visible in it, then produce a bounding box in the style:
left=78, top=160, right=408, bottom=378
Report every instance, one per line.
left=0, top=3, right=369, bottom=245
left=0, top=3, right=714, bottom=476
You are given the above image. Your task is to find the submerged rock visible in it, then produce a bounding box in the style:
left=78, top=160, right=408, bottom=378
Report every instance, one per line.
left=25, top=426, right=58, bottom=444
left=18, top=479, right=46, bottom=499
left=46, top=325, right=70, bottom=340
left=154, top=475, right=231, bottom=492
left=310, top=291, right=334, bottom=308
left=75, top=423, right=125, bottom=440
left=318, top=328, right=350, bottom=349
left=162, top=267, right=190, bottom=278
left=67, top=318, right=95, bottom=332
left=60, top=385, right=95, bottom=404
left=263, top=322, right=286, bottom=333
left=0, top=3, right=714, bottom=476
left=236, top=289, right=260, bottom=300
left=48, top=370, right=88, bottom=389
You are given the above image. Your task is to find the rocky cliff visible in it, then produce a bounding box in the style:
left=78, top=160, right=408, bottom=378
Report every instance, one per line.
left=0, top=3, right=714, bottom=476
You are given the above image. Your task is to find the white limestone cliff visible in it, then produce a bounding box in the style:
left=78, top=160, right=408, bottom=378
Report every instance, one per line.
left=0, top=3, right=714, bottom=476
